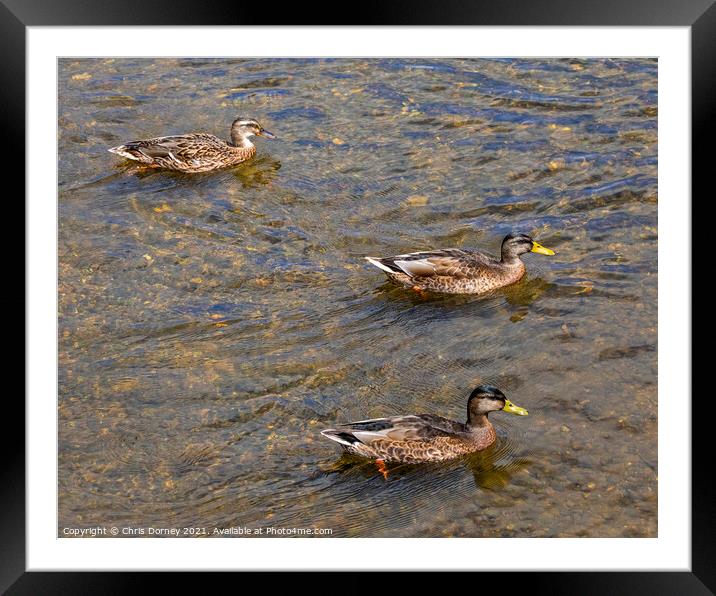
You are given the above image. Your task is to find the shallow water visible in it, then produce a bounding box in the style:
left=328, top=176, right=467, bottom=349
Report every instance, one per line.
left=58, top=58, right=657, bottom=538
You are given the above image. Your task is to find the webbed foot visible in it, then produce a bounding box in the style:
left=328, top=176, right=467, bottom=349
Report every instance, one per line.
left=375, top=458, right=389, bottom=480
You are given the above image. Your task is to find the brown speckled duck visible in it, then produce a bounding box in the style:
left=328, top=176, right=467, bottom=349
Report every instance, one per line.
left=321, top=385, right=528, bottom=465
left=108, top=117, right=275, bottom=173
left=365, top=233, right=555, bottom=295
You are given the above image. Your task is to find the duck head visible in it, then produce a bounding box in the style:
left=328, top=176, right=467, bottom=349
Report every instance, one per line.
left=501, top=233, right=555, bottom=262
left=467, top=384, right=529, bottom=425
left=230, top=117, right=275, bottom=147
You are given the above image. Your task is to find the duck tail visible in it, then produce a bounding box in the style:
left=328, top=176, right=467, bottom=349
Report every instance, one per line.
left=108, top=142, right=154, bottom=163
left=108, top=144, right=140, bottom=160
left=320, top=429, right=361, bottom=447
left=364, top=256, right=400, bottom=274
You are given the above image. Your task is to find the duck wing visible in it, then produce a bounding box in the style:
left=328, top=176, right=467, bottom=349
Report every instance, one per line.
left=366, top=249, right=498, bottom=279
left=111, top=134, right=227, bottom=163
left=333, top=414, right=464, bottom=445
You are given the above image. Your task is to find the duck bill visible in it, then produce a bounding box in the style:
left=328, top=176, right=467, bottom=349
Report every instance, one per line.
left=502, top=399, right=529, bottom=416
left=531, top=241, right=555, bottom=256
left=258, top=129, right=275, bottom=139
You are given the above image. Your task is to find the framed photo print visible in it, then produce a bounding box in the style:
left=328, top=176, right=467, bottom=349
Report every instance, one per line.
left=11, top=0, right=710, bottom=590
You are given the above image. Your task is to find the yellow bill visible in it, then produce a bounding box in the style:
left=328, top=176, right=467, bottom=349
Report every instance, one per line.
left=502, top=399, right=529, bottom=416
left=531, top=241, right=555, bottom=256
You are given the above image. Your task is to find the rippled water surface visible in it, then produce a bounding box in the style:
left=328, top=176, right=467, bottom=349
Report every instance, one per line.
left=58, top=58, right=657, bottom=537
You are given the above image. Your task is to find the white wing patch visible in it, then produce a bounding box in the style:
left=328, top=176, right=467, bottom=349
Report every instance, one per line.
left=393, top=259, right=437, bottom=277
left=350, top=430, right=394, bottom=443
left=346, top=417, right=391, bottom=425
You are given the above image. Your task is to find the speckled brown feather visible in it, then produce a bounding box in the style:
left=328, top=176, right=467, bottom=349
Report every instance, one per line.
left=321, top=413, right=497, bottom=463
left=368, top=248, right=526, bottom=294
left=109, top=133, right=256, bottom=173
left=344, top=433, right=496, bottom=463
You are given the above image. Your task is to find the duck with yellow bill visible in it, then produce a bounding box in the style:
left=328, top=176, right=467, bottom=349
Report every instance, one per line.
left=365, top=233, right=555, bottom=295
left=321, top=385, right=529, bottom=465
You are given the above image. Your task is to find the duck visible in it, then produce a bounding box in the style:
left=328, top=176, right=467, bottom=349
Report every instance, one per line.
left=321, top=385, right=528, bottom=465
left=365, top=233, right=555, bottom=295
left=108, top=117, right=275, bottom=173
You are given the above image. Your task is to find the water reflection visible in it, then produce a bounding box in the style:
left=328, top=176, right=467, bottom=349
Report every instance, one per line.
left=111, top=155, right=282, bottom=187
left=323, top=439, right=532, bottom=493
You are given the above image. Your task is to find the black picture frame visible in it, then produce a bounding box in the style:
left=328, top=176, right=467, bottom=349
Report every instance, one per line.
left=8, top=0, right=709, bottom=592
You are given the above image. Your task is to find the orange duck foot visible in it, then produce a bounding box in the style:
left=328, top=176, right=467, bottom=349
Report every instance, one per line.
left=375, top=458, right=389, bottom=480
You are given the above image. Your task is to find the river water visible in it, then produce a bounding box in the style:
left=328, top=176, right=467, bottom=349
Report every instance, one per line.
left=58, top=57, right=657, bottom=537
